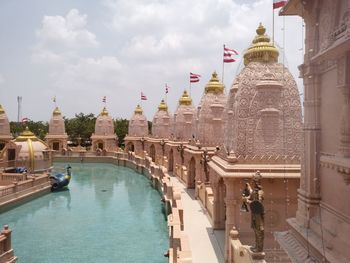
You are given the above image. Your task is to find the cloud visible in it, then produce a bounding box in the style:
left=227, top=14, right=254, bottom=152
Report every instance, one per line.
left=0, top=74, right=4, bottom=84
left=36, top=9, right=98, bottom=49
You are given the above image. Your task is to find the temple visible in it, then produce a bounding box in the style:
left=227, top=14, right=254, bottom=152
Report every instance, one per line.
left=1, top=1, right=349, bottom=261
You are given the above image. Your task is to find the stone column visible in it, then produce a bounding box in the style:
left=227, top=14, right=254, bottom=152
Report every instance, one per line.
left=338, top=52, right=350, bottom=157
left=224, top=178, right=237, bottom=261
left=296, top=63, right=321, bottom=227
left=1, top=225, right=12, bottom=252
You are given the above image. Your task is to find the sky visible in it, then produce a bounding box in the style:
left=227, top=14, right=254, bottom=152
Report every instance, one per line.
left=0, top=0, right=304, bottom=122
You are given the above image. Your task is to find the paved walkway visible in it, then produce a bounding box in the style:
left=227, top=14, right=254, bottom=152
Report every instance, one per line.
left=170, top=177, right=225, bottom=263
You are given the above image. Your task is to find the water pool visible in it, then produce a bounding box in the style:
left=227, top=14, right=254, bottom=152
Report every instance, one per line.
left=0, top=163, right=168, bottom=263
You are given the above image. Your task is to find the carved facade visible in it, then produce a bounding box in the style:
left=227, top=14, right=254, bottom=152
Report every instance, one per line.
left=152, top=99, right=172, bottom=139
left=90, top=107, right=118, bottom=151
left=277, top=1, right=350, bottom=262
left=45, top=107, right=68, bottom=152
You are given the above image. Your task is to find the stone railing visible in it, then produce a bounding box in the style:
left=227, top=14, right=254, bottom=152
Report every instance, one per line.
left=0, top=225, right=17, bottom=263
left=196, top=181, right=214, bottom=219
left=228, top=227, right=266, bottom=263
left=0, top=173, right=27, bottom=184
left=0, top=174, right=50, bottom=199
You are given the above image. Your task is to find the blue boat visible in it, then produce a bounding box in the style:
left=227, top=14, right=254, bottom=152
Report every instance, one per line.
left=49, top=165, right=72, bottom=191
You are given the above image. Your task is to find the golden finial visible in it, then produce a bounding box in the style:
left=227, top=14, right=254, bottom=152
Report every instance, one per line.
left=53, top=106, right=61, bottom=116
left=179, top=90, right=192, bottom=106
left=243, top=23, right=279, bottom=66
left=0, top=105, right=5, bottom=114
left=134, top=104, right=143, bottom=114
left=15, top=126, right=38, bottom=142
left=101, top=107, right=109, bottom=116
left=205, top=71, right=224, bottom=94
left=158, top=99, right=168, bottom=111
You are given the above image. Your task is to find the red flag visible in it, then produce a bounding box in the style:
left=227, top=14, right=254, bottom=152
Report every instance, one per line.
left=223, top=45, right=238, bottom=63
left=165, top=84, right=170, bottom=94
left=102, top=96, right=106, bottom=103
left=141, top=92, right=147, bottom=100
left=273, top=0, right=286, bottom=9
left=22, top=117, right=29, bottom=124
left=190, top=72, right=201, bottom=83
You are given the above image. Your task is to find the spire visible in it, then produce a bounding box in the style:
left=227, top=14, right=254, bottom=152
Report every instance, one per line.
left=134, top=104, right=143, bottom=114
left=100, top=107, right=109, bottom=116
left=158, top=99, right=168, bottom=111
left=53, top=106, right=61, bottom=116
left=15, top=126, right=38, bottom=142
left=179, top=90, right=192, bottom=106
left=0, top=105, right=4, bottom=114
left=243, top=23, right=279, bottom=66
left=205, top=71, right=224, bottom=94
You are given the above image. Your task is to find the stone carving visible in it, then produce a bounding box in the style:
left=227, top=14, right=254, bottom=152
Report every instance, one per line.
left=152, top=99, right=172, bottom=138
left=128, top=105, right=148, bottom=137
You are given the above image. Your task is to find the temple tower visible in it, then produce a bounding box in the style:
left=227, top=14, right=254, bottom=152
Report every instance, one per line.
left=0, top=105, right=12, bottom=151
left=90, top=107, right=118, bottom=151
left=173, top=90, right=196, bottom=141
left=196, top=72, right=227, bottom=147
left=45, top=106, right=68, bottom=151
left=152, top=99, right=172, bottom=139
left=128, top=105, right=148, bottom=137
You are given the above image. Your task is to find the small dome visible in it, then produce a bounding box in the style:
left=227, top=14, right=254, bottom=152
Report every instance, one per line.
left=179, top=90, right=192, bottom=106
left=93, top=107, right=115, bottom=136
left=14, top=127, right=51, bottom=172
left=158, top=99, right=168, bottom=111
left=128, top=105, right=148, bottom=137
left=53, top=107, right=61, bottom=116
left=205, top=72, right=224, bottom=94
left=0, top=104, right=5, bottom=114
left=100, top=107, right=109, bottom=116
left=243, top=23, right=279, bottom=66
left=47, top=106, right=66, bottom=135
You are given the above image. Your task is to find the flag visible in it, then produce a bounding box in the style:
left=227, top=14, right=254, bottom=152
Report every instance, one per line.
left=273, top=0, right=287, bottom=9
left=21, top=117, right=29, bottom=124
left=52, top=96, right=56, bottom=103
left=223, top=45, right=238, bottom=63
left=141, top=92, right=147, bottom=100
left=102, top=96, right=106, bottom=103
left=190, top=72, right=201, bottom=83
left=165, top=84, right=170, bottom=94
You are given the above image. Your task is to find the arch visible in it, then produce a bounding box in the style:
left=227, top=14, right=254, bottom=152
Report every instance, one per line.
left=126, top=142, right=135, bottom=152
left=52, top=141, right=60, bottom=151
left=150, top=144, right=156, bottom=162
left=168, top=148, right=174, bottom=172
left=95, top=140, right=104, bottom=151
left=189, top=157, right=196, bottom=188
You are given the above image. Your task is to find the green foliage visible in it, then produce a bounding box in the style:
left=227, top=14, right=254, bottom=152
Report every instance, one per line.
left=148, top=121, right=152, bottom=135
left=10, top=121, right=48, bottom=140
left=64, top=113, right=96, bottom=144
left=114, top=118, right=129, bottom=147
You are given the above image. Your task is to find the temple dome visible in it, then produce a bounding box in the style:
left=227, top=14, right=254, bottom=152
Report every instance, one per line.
left=224, top=24, right=302, bottom=158
left=196, top=72, right=227, bottom=146
left=0, top=105, right=13, bottom=147
left=173, top=90, right=196, bottom=141
left=128, top=104, right=148, bottom=137
left=45, top=106, right=68, bottom=151
left=243, top=23, right=279, bottom=66
left=14, top=127, right=51, bottom=172
left=91, top=107, right=118, bottom=151
left=152, top=99, right=172, bottom=138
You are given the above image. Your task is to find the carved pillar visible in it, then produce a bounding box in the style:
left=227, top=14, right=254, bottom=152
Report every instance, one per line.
left=296, top=63, right=321, bottom=227
left=338, top=52, right=350, bottom=157
left=224, top=178, right=237, bottom=261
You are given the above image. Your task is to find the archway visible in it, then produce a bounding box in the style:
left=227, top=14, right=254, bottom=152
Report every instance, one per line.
left=168, top=149, right=174, bottom=173
left=150, top=144, right=156, bottom=162
left=189, top=157, right=196, bottom=188
left=126, top=142, right=135, bottom=152
left=52, top=141, right=60, bottom=151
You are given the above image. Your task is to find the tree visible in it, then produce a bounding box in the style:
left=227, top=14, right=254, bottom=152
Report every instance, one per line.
left=10, top=121, right=48, bottom=140
left=64, top=113, right=96, bottom=145
left=114, top=118, right=129, bottom=147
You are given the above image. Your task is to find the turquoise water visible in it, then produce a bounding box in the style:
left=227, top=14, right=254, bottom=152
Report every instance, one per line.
left=0, top=163, right=168, bottom=263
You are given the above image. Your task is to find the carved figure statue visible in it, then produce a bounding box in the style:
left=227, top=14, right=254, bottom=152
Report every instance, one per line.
left=243, top=171, right=265, bottom=252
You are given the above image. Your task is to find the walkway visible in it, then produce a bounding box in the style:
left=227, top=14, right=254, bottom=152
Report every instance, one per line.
left=170, top=176, right=225, bottom=263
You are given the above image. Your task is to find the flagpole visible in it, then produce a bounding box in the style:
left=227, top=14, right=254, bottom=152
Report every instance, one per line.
left=165, top=84, right=167, bottom=104
left=272, top=4, right=275, bottom=44
left=222, top=44, right=225, bottom=90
